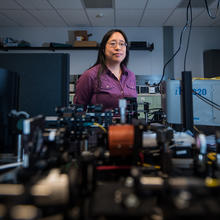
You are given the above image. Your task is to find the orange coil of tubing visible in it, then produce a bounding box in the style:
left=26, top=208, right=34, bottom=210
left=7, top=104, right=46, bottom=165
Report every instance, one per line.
left=108, top=124, right=135, bottom=156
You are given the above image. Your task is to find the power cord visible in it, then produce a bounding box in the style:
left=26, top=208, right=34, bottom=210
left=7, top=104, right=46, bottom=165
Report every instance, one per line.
left=157, top=0, right=192, bottom=86
left=158, top=0, right=220, bottom=112
left=193, top=89, right=220, bottom=111
left=158, top=0, right=220, bottom=85
left=204, top=0, right=220, bottom=19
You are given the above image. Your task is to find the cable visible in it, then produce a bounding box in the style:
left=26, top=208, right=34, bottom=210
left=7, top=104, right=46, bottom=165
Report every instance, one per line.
left=186, top=0, right=220, bottom=115
left=184, top=1, right=193, bottom=71
left=184, top=0, right=220, bottom=70
left=0, top=162, right=23, bottom=170
left=204, top=0, right=220, bottom=19
left=195, top=96, right=220, bottom=111
left=148, top=108, right=162, bottom=111
left=157, top=25, right=186, bottom=85
left=158, top=0, right=220, bottom=85
left=193, top=126, right=201, bottom=133
left=157, top=0, right=192, bottom=86
left=193, top=89, right=220, bottom=108
left=93, top=122, right=107, bottom=133
left=193, top=89, right=220, bottom=111
left=96, top=165, right=131, bottom=171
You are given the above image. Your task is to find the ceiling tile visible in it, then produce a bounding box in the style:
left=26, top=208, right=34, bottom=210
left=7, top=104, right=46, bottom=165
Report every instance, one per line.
left=211, top=18, right=220, bottom=26
left=0, top=0, right=219, bottom=27
left=146, top=0, right=182, bottom=9
left=210, top=9, right=220, bottom=26
left=16, top=0, right=53, bottom=9
left=29, top=10, right=67, bottom=26
left=177, top=0, right=216, bottom=9
left=209, top=1, right=220, bottom=8
left=48, top=0, right=83, bottom=9
left=57, top=9, right=90, bottom=26
left=0, top=12, right=18, bottom=26
left=116, top=9, right=143, bottom=26
left=115, top=0, right=147, bottom=9
left=165, top=8, right=204, bottom=26
left=140, top=9, right=173, bottom=26
left=193, top=9, right=218, bottom=26
left=86, top=9, right=114, bottom=26
left=1, top=10, right=42, bottom=26
left=0, top=0, right=22, bottom=9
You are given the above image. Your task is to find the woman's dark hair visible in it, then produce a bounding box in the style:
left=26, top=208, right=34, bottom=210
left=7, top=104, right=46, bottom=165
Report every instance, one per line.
left=91, top=29, right=129, bottom=86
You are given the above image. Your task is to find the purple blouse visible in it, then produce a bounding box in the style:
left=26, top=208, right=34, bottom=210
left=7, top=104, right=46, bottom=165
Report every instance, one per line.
left=74, top=64, right=137, bottom=110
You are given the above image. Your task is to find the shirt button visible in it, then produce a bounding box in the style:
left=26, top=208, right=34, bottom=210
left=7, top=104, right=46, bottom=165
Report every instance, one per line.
left=106, top=85, right=109, bottom=88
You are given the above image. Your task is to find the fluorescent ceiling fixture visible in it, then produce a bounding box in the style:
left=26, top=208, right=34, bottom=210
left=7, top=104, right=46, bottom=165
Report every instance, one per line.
left=84, top=0, right=113, bottom=8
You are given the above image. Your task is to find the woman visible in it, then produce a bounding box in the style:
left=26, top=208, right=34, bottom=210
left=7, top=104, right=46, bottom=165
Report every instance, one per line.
left=74, top=29, right=137, bottom=110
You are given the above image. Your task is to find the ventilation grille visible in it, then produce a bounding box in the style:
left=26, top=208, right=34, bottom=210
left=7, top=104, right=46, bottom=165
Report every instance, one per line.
left=177, top=0, right=215, bottom=8
left=84, top=0, right=113, bottom=8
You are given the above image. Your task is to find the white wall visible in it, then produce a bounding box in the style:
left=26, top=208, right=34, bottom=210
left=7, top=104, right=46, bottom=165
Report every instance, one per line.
left=0, top=27, right=163, bottom=76
left=173, top=27, right=220, bottom=79
left=2, top=26, right=220, bottom=78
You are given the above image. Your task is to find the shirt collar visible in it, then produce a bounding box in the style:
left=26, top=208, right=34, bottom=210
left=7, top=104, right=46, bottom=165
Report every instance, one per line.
left=105, top=64, right=129, bottom=76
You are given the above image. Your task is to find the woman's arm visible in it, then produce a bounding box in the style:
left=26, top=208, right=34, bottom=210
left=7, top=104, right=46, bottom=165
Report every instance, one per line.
left=73, top=71, right=94, bottom=106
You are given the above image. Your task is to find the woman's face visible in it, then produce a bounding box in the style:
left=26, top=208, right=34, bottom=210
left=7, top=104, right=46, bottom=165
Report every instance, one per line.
left=104, top=32, right=127, bottom=65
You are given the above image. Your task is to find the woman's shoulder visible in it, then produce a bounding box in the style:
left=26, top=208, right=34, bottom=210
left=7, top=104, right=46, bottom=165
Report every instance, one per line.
left=81, top=64, right=100, bottom=79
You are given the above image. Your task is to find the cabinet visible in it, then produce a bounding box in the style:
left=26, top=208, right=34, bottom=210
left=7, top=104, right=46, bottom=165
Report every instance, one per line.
left=0, top=53, right=69, bottom=116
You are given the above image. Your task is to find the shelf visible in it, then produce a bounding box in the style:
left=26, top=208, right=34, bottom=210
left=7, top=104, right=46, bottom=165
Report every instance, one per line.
left=0, top=46, right=99, bottom=51
left=130, top=46, right=153, bottom=51
left=0, top=44, right=154, bottom=52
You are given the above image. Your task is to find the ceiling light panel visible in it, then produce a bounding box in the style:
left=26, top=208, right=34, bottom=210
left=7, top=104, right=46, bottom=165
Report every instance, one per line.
left=84, top=0, right=113, bottom=8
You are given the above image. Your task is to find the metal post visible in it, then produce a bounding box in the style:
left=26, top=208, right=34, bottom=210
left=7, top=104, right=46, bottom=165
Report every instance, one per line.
left=181, top=71, right=194, bottom=132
